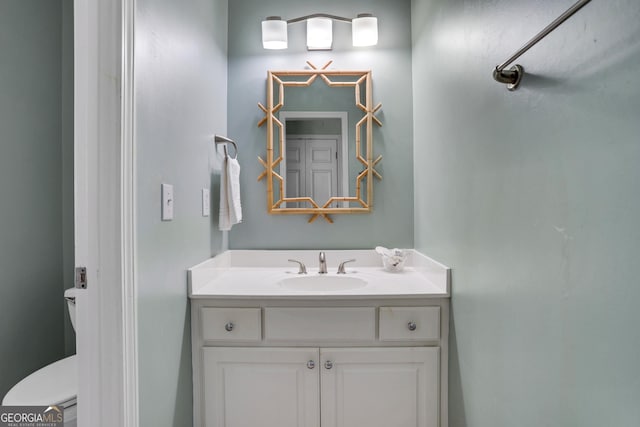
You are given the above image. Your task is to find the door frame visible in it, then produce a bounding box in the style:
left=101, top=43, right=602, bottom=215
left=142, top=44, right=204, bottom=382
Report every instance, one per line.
left=74, top=0, right=138, bottom=425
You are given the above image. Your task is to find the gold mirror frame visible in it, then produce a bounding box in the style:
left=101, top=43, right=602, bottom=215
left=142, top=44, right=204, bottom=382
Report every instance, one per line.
left=257, top=61, right=383, bottom=223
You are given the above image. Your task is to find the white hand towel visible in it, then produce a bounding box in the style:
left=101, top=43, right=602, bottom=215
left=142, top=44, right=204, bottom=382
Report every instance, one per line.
left=219, top=154, right=242, bottom=231
left=227, top=156, right=242, bottom=225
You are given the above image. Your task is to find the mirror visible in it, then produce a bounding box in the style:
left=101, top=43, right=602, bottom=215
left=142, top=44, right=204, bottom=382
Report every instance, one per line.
left=258, top=61, right=382, bottom=223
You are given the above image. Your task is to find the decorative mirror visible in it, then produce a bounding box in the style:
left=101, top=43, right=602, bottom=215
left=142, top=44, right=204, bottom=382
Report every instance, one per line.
left=258, top=61, right=382, bottom=223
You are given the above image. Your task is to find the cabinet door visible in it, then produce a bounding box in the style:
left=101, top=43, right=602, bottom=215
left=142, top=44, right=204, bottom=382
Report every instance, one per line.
left=203, top=347, right=320, bottom=427
left=320, top=347, right=440, bottom=427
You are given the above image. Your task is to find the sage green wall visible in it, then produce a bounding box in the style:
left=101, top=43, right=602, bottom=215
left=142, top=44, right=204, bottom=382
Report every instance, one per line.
left=227, top=0, right=414, bottom=250
left=411, top=0, right=640, bottom=426
left=0, top=0, right=73, bottom=399
left=135, top=0, right=228, bottom=425
left=286, top=118, right=342, bottom=136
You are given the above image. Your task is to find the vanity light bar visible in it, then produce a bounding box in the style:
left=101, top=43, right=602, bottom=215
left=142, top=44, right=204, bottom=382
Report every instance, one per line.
left=261, top=13, right=378, bottom=50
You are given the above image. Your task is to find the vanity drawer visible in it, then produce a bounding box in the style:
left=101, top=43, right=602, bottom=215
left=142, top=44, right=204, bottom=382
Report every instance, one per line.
left=201, top=308, right=262, bottom=342
left=264, top=307, right=375, bottom=342
left=379, top=307, right=440, bottom=341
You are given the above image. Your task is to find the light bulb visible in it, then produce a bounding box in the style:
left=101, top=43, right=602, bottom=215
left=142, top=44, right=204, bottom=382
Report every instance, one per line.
left=307, top=18, right=333, bottom=50
left=352, top=14, right=378, bottom=47
left=262, top=17, right=287, bottom=50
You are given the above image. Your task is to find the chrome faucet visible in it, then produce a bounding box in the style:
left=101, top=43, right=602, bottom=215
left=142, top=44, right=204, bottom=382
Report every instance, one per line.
left=288, top=259, right=307, bottom=274
left=337, top=259, right=356, bottom=274
left=318, top=252, right=327, bottom=274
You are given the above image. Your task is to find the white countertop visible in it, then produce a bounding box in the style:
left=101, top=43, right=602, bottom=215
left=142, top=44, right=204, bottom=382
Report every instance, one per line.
left=188, top=250, right=450, bottom=300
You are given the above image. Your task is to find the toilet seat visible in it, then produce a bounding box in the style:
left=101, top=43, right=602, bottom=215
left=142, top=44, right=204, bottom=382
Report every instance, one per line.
left=2, top=355, right=77, bottom=408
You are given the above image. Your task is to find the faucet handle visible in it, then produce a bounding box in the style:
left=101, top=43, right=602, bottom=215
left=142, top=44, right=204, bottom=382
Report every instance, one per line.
left=288, top=259, right=307, bottom=274
left=337, top=259, right=356, bottom=274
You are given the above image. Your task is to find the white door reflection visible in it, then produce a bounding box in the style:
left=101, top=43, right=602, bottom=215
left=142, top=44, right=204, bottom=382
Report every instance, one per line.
left=280, top=112, right=349, bottom=208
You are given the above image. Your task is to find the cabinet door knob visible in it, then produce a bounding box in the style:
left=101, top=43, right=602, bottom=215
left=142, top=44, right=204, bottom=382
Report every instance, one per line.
left=324, top=360, right=333, bottom=370
left=408, top=321, right=417, bottom=331
left=307, top=360, right=316, bottom=370
left=224, top=322, right=234, bottom=332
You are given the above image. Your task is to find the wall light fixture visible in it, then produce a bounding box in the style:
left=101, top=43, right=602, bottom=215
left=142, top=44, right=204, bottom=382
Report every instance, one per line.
left=261, top=13, right=378, bottom=50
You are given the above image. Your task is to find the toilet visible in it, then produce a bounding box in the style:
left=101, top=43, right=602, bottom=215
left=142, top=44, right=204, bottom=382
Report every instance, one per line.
left=2, top=288, right=78, bottom=426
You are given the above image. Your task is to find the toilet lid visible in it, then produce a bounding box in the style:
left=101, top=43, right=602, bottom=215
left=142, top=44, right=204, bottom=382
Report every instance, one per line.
left=2, top=355, right=77, bottom=408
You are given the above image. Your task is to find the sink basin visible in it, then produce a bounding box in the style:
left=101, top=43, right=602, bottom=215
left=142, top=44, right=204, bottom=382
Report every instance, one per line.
left=278, top=275, right=368, bottom=291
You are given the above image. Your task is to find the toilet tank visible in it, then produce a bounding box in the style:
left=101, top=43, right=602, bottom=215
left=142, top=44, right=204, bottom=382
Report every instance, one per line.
left=64, top=288, right=77, bottom=332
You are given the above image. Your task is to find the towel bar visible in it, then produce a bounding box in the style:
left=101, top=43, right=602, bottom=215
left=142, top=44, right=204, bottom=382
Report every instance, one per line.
left=493, top=0, right=593, bottom=91
left=214, top=135, right=238, bottom=158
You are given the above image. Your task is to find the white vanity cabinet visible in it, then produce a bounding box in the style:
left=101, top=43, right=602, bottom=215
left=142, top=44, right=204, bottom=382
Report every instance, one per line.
left=203, top=346, right=438, bottom=427
left=191, top=300, right=449, bottom=427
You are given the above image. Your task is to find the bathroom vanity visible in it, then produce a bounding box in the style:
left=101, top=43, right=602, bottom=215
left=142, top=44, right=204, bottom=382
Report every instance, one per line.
left=188, top=250, right=450, bottom=427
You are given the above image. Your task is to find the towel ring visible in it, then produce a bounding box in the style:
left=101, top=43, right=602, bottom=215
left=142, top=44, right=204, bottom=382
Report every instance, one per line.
left=214, top=135, right=238, bottom=158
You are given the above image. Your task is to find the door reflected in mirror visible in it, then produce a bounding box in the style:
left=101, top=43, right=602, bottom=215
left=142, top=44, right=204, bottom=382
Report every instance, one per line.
left=282, top=113, right=349, bottom=208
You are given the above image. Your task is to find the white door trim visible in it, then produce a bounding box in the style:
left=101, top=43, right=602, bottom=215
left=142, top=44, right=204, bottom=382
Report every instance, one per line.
left=121, top=0, right=139, bottom=425
left=74, top=0, right=138, bottom=425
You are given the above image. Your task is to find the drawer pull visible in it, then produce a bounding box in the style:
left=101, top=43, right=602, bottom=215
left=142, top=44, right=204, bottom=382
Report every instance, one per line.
left=324, top=360, right=334, bottom=370
left=224, top=322, right=234, bottom=332
left=307, top=360, right=316, bottom=370
left=408, top=321, right=417, bottom=331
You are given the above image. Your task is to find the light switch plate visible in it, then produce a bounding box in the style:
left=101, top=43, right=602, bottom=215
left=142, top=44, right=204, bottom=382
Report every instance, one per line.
left=161, top=183, right=174, bottom=221
left=202, top=188, right=210, bottom=217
